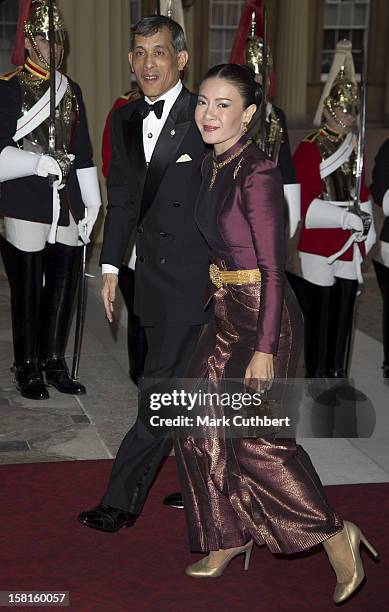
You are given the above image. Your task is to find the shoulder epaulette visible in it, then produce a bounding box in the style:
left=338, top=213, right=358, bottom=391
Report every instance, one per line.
left=120, top=88, right=141, bottom=101
left=303, top=130, right=319, bottom=143
left=0, top=66, right=22, bottom=81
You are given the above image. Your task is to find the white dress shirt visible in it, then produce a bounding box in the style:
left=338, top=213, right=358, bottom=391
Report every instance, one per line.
left=102, top=80, right=183, bottom=276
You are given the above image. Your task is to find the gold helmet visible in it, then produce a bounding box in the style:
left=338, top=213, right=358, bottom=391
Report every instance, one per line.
left=324, top=69, right=359, bottom=126
left=24, top=0, right=66, bottom=68
left=245, top=11, right=273, bottom=76
left=314, top=39, right=358, bottom=128
left=246, top=37, right=273, bottom=76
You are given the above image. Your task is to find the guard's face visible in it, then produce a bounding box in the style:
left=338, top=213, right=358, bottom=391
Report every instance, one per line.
left=25, top=35, right=63, bottom=69
left=323, top=106, right=357, bottom=134
left=195, top=77, right=256, bottom=154
left=129, top=27, right=188, bottom=101
left=334, top=106, right=357, bottom=130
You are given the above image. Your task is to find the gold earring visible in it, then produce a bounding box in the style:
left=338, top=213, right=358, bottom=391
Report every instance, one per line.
left=242, top=122, right=248, bottom=134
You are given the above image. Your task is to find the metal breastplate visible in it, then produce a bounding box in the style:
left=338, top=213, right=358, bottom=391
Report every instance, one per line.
left=315, top=129, right=356, bottom=201
left=253, top=107, right=283, bottom=163
left=17, top=70, right=77, bottom=155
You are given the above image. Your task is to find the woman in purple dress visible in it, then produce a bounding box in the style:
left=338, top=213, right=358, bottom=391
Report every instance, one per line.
left=174, top=65, right=377, bottom=604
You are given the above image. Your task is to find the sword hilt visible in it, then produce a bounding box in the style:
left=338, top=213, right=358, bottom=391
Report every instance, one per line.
left=348, top=201, right=372, bottom=237
left=359, top=210, right=372, bottom=236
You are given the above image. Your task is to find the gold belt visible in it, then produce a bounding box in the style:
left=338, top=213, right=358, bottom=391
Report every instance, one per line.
left=209, top=263, right=261, bottom=289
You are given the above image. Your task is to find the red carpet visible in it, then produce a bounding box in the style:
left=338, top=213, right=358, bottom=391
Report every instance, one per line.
left=0, top=458, right=387, bottom=612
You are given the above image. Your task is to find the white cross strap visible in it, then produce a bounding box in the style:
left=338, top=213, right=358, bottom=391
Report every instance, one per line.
left=319, top=132, right=355, bottom=180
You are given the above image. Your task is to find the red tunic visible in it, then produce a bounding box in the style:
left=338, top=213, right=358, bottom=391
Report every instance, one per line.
left=293, top=139, right=369, bottom=261
left=101, top=91, right=140, bottom=178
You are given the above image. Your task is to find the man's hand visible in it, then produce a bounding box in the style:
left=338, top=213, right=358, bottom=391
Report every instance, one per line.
left=102, top=273, right=118, bottom=323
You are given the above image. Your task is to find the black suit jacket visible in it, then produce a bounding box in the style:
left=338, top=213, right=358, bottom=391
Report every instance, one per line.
left=371, top=138, right=389, bottom=243
left=100, top=86, right=210, bottom=326
left=0, top=74, right=93, bottom=225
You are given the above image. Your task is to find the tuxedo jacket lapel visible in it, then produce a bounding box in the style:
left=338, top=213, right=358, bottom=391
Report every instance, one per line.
left=140, top=87, right=193, bottom=222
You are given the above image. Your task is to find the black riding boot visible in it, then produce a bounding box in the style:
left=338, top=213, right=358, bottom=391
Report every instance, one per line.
left=373, top=259, right=389, bottom=384
left=287, top=272, right=332, bottom=377
left=0, top=237, right=48, bottom=400
left=39, top=242, right=86, bottom=395
left=327, top=278, right=358, bottom=377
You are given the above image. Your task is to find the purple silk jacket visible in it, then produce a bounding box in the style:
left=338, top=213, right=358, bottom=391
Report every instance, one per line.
left=195, top=137, right=287, bottom=356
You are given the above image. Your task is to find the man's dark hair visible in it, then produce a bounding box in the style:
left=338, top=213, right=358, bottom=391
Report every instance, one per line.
left=130, top=15, right=187, bottom=54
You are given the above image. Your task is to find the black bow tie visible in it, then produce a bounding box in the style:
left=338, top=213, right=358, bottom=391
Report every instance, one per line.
left=138, top=99, right=165, bottom=120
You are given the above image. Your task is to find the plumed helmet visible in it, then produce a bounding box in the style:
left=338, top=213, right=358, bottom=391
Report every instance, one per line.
left=245, top=11, right=272, bottom=76
left=314, top=39, right=358, bottom=127
left=324, top=69, right=359, bottom=119
left=245, top=36, right=273, bottom=75
left=24, top=0, right=67, bottom=46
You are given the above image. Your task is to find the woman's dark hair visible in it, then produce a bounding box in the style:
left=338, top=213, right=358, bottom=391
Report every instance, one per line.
left=203, top=64, right=263, bottom=109
left=130, top=15, right=187, bottom=53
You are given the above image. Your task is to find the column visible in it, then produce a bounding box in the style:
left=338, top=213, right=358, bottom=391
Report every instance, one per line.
left=274, top=0, right=309, bottom=124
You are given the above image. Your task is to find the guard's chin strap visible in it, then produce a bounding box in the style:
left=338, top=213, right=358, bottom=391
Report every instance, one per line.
left=26, top=32, right=64, bottom=71
left=325, top=100, right=352, bottom=130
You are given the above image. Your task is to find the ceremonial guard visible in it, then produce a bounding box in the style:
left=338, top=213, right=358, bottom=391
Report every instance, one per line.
left=0, top=0, right=101, bottom=399
left=242, top=12, right=300, bottom=238
left=371, top=140, right=389, bottom=383
left=291, top=40, right=375, bottom=379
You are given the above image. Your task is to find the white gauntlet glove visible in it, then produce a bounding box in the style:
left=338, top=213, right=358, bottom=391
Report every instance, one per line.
left=341, top=211, right=364, bottom=233
left=35, top=155, right=62, bottom=183
left=284, top=183, right=301, bottom=238
left=76, top=167, right=102, bottom=243
left=306, top=198, right=364, bottom=237
left=383, top=190, right=389, bottom=217
left=0, top=146, right=62, bottom=184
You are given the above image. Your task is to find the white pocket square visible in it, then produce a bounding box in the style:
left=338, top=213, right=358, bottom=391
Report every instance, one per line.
left=176, top=154, right=192, bottom=163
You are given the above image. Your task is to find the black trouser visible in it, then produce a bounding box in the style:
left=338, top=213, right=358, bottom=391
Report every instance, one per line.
left=102, top=324, right=202, bottom=514
left=287, top=272, right=358, bottom=377
left=118, top=265, right=147, bottom=384
left=0, top=237, right=80, bottom=366
left=373, top=260, right=389, bottom=366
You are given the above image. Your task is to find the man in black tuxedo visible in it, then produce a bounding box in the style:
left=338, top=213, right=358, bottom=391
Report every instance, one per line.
left=371, top=139, right=389, bottom=383
left=78, top=15, right=209, bottom=531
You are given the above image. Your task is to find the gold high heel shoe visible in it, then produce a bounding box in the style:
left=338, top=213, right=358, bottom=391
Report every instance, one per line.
left=333, top=520, right=378, bottom=604
left=185, top=540, right=253, bottom=578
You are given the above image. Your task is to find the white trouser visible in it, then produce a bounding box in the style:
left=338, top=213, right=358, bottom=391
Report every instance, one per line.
left=3, top=215, right=79, bottom=252
left=299, top=243, right=362, bottom=287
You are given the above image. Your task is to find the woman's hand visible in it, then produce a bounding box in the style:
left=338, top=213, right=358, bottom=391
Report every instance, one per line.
left=244, top=351, right=274, bottom=392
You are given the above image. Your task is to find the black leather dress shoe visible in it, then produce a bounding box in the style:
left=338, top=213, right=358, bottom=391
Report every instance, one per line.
left=14, top=361, right=49, bottom=400
left=163, top=492, right=184, bottom=509
left=41, top=357, right=86, bottom=395
left=78, top=503, right=136, bottom=532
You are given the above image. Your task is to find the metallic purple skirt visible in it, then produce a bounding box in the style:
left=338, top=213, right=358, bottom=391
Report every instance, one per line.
left=174, top=257, right=342, bottom=553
